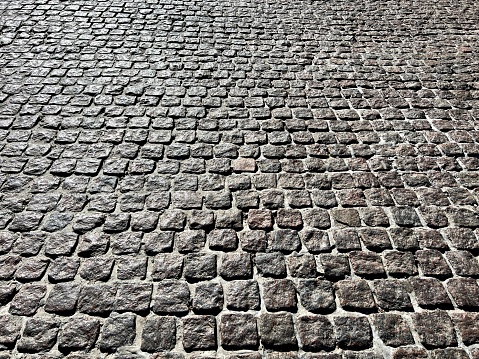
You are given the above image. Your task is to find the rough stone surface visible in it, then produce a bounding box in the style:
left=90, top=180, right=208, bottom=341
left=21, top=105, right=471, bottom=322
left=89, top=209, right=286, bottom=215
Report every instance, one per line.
left=220, top=313, right=258, bottom=349
left=99, top=313, right=136, bottom=353
left=260, top=313, right=297, bottom=349
left=140, top=316, right=176, bottom=352
left=1, top=0, right=479, bottom=356
left=182, top=316, right=217, bottom=351
left=58, top=316, right=100, bottom=352
left=413, top=310, right=457, bottom=349
left=334, top=316, right=373, bottom=350
left=297, top=315, right=335, bottom=351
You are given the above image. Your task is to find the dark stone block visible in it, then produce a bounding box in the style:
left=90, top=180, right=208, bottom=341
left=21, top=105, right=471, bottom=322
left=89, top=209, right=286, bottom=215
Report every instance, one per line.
left=99, top=313, right=136, bottom=352
left=263, top=279, right=297, bottom=311
left=298, top=280, right=335, bottom=314
left=413, top=310, right=457, bottom=348
left=297, top=315, right=335, bottom=351
left=334, top=316, right=372, bottom=349
left=260, top=313, right=297, bottom=349
left=221, top=313, right=258, bottom=349
left=182, top=315, right=216, bottom=351
left=372, top=314, right=414, bottom=347
left=141, top=316, right=176, bottom=352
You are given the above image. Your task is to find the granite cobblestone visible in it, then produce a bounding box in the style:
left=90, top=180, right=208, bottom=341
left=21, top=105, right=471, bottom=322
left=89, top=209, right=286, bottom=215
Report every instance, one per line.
left=0, top=0, right=479, bottom=357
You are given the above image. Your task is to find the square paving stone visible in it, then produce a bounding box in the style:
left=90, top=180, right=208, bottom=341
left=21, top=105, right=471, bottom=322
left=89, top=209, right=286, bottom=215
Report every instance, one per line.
left=220, top=313, right=258, bottom=349
left=260, top=313, right=297, bottom=349
left=182, top=315, right=216, bottom=351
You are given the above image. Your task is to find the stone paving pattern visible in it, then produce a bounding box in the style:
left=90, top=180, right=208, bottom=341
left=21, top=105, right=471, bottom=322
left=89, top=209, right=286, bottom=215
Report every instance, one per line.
left=0, top=0, right=479, bottom=357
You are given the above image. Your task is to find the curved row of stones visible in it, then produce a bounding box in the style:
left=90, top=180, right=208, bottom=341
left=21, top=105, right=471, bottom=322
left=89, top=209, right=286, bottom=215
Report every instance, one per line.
left=1, top=0, right=479, bottom=357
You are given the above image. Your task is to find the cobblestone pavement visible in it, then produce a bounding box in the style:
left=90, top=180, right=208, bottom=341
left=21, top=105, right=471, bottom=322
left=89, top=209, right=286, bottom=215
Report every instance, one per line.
left=0, top=0, right=479, bottom=357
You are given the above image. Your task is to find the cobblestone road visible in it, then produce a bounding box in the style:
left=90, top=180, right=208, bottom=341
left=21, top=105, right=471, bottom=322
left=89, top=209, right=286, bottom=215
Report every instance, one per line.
left=1, top=0, right=479, bottom=357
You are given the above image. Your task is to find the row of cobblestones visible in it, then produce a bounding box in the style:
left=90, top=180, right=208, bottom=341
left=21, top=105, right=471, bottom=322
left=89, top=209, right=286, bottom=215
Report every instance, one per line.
left=1, top=0, right=479, bottom=357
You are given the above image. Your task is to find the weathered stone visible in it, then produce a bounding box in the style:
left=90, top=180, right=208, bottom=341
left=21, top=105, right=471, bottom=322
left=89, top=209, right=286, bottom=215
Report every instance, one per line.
left=297, top=315, right=335, bottom=351
left=320, top=254, right=351, bottom=279
left=10, top=284, right=46, bottom=316
left=413, top=310, right=457, bottom=348
left=372, top=279, right=412, bottom=311
left=256, top=252, right=286, bottom=277
left=277, top=209, right=303, bottom=229
left=111, top=232, right=142, bottom=254
left=141, top=316, right=176, bottom=352
left=263, top=279, right=297, bottom=311
left=298, top=279, right=336, bottom=313
left=193, top=282, right=224, bottom=314
left=48, top=256, right=80, bottom=282
left=331, top=209, right=361, bottom=227
left=152, top=280, right=190, bottom=314
left=392, top=347, right=428, bottom=359
left=12, top=232, right=45, bottom=255
left=333, top=229, right=361, bottom=252
left=99, top=313, right=136, bottom=352
left=389, top=228, right=420, bottom=251
left=45, top=283, right=80, bottom=313
left=215, top=210, right=243, bottom=229
left=184, top=253, right=217, bottom=281
left=14, top=257, right=49, bottom=282
left=152, top=253, right=183, bottom=280
left=58, top=316, right=100, bottom=352
left=391, top=207, right=422, bottom=227
left=160, top=210, right=186, bottom=231
left=416, top=249, right=452, bottom=278
left=77, top=233, right=109, bottom=256
left=240, top=230, right=268, bottom=252
left=232, top=158, right=256, bottom=172
left=220, top=252, right=252, bottom=279
left=301, top=229, right=331, bottom=253
left=78, top=285, right=116, bottom=315
left=0, top=231, right=18, bottom=254
left=384, top=251, right=418, bottom=277
left=270, top=229, right=301, bottom=252
left=248, top=209, right=273, bottom=229
left=260, top=313, right=297, bottom=349
left=336, top=279, right=376, bottom=312
left=79, top=257, right=113, bottom=281
left=116, top=283, right=152, bottom=312
left=0, top=315, right=22, bottom=349
left=221, top=313, right=258, bottom=349
left=286, top=253, right=317, bottom=278
left=208, top=229, right=238, bottom=251
left=411, top=277, right=452, bottom=309
left=182, top=316, right=216, bottom=351
left=226, top=280, right=260, bottom=311
left=358, top=228, right=392, bottom=251
left=117, top=256, right=147, bottom=280
left=349, top=251, right=386, bottom=278
left=334, top=316, right=372, bottom=349
left=446, top=278, right=479, bottom=309
left=176, top=230, right=206, bottom=253
left=0, top=284, right=16, bottom=306
left=451, top=312, right=479, bottom=345
left=372, top=314, right=414, bottom=347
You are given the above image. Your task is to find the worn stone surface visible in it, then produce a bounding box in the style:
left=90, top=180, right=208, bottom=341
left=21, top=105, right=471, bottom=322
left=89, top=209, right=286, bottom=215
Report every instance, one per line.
left=58, top=316, right=100, bottom=352
left=297, top=315, right=335, bottom=351
left=260, top=313, right=297, bottom=349
left=220, top=313, right=258, bottom=349
left=334, top=316, right=373, bottom=350
left=413, top=310, right=457, bottom=349
left=140, top=316, right=176, bottom=352
left=1, top=0, right=479, bottom=356
left=99, top=313, right=136, bottom=353
left=182, top=316, right=217, bottom=351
